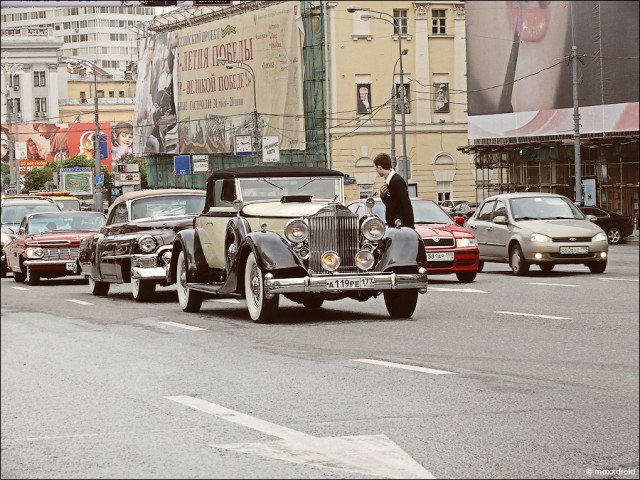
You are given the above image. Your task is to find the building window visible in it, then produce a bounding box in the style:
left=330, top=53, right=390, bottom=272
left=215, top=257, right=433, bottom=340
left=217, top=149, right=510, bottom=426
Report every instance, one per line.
left=9, top=98, right=21, bottom=114
left=9, top=74, right=20, bottom=88
left=393, top=9, right=408, bottom=36
left=109, top=91, right=115, bottom=98
left=119, top=91, right=125, bottom=98
left=96, top=90, right=105, bottom=98
left=432, top=9, right=447, bottom=35
left=434, top=83, right=450, bottom=113
left=437, top=181, right=452, bottom=204
left=34, top=71, right=46, bottom=87
left=356, top=83, right=372, bottom=115
left=80, top=91, right=87, bottom=103
left=35, top=97, right=47, bottom=113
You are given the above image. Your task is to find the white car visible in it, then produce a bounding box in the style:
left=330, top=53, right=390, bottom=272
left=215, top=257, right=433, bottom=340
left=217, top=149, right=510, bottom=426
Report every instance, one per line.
left=466, top=192, right=608, bottom=275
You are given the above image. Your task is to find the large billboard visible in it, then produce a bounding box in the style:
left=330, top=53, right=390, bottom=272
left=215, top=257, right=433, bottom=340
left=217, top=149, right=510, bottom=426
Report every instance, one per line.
left=133, top=1, right=306, bottom=156
left=1, top=121, right=133, bottom=175
left=465, top=1, right=639, bottom=139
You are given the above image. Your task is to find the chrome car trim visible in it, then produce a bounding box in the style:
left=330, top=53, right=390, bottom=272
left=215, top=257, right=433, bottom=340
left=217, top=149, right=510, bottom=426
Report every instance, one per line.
left=23, top=259, right=77, bottom=266
left=264, top=272, right=429, bottom=295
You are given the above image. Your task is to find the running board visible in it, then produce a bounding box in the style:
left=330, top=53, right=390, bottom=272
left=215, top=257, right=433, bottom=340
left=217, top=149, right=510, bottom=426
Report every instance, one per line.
left=186, top=282, right=238, bottom=296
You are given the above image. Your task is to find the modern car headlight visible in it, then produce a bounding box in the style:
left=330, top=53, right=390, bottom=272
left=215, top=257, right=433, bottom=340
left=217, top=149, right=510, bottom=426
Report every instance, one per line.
left=25, top=247, right=45, bottom=259
left=361, top=216, right=385, bottom=241
left=321, top=251, right=341, bottom=272
left=530, top=233, right=552, bottom=243
left=284, top=219, right=308, bottom=243
left=592, top=232, right=607, bottom=242
left=138, top=235, right=158, bottom=253
left=456, top=237, right=478, bottom=248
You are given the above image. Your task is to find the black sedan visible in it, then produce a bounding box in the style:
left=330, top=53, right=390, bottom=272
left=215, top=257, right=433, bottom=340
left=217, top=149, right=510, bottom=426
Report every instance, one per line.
left=580, top=206, right=634, bottom=244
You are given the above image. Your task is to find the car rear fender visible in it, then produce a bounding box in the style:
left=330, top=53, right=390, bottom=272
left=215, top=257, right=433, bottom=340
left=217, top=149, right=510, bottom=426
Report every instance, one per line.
left=376, top=227, right=427, bottom=271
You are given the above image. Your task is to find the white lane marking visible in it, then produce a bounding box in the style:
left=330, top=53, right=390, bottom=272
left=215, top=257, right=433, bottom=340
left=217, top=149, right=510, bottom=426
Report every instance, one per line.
left=11, top=286, right=29, bottom=291
left=166, top=395, right=434, bottom=479
left=527, top=282, right=580, bottom=287
left=353, top=359, right=456, bottom=375
left=496, top=311, right=572, bottom=320
left=66, top=299, right=93, bottom=305
left=600, top=278, right=639, bottom=282
left=158, top=321, right=206, bottom=331
left=429, top=287, right=488, bottom=293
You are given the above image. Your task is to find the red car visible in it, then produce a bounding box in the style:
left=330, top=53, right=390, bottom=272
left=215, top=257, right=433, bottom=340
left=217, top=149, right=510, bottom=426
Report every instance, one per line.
left=348, top=197, right=480, bottom=282
left=5, top=211, right=106, bottom=285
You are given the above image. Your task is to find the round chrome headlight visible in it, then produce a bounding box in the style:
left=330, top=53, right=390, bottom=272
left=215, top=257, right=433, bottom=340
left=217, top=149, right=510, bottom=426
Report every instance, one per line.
left=361, top=216, right=386, bottom=241
left=354, top=249, right=375, bottom=270
left=138, top=235, right=157, bottom=253
left=321, top=251, right=341, bottom=272
left=284, top=219, right=308, bottom=243
left=25, top=247, right=45, bottom=259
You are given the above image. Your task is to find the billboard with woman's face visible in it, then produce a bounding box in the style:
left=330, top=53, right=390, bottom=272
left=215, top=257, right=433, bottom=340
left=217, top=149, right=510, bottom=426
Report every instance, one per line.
left=465, top=1, right=639, bottom=139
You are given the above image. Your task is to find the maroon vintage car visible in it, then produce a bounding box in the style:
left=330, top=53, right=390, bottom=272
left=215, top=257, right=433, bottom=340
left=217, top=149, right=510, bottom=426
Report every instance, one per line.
left=348, top=197, right=480, bottom=282
left=5, top=211, right=106, bottom=285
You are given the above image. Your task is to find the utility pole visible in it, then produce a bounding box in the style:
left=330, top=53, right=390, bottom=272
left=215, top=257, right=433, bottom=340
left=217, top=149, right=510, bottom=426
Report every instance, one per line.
left=93, top=59, right=103, bottom=212
left=390, top=84, right=396, bottom=165
left=571, top=45, right=582, bottom=204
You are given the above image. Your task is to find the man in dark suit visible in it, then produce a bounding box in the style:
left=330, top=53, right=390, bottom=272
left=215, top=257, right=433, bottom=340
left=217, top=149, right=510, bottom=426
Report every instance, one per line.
left=374, top=153, right=414, bottom=228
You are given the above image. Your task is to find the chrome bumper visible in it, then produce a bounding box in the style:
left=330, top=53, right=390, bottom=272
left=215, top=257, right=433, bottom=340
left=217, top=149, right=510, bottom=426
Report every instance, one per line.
left=130, top=253, right=170, bottom=280
left=264, top=270, right=428, bottom=295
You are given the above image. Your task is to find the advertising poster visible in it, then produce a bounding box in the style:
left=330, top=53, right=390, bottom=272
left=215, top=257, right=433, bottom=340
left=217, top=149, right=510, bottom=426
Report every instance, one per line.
left=67, top=122, right=113, bottom=171
left=173, top=1, right=305, bottom=154
left=62, top=167, right=93, bottom=195
left=465, top=1, right=639, bottom=139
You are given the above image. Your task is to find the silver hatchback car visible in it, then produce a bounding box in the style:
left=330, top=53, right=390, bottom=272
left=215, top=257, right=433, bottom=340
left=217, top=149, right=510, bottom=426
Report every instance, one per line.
left=467, top=193, right=608, bottom=275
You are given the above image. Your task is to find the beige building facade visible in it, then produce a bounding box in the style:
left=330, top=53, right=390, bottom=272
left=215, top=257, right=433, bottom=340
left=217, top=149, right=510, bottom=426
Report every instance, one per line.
left=325, top=1, right=475, bottom=204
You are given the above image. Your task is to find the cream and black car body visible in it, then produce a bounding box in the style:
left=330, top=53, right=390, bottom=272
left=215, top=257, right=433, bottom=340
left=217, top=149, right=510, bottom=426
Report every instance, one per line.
left=467, top=192, right=609, bottom=275
left=78, top=189, right=206, bottom=301
left=168, top=166, right=429, bottom=323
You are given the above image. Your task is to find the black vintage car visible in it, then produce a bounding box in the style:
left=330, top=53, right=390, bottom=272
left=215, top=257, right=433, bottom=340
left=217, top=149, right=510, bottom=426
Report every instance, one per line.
left=78, top=189, right=206, bottom=301
left=168, top=166, right=429, bottom=323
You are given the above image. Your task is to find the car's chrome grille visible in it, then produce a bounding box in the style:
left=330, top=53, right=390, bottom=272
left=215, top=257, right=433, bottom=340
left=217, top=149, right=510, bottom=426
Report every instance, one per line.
left=423, top=238, right=455, bottom=248
left=307, top=205, right=359, bottom=274
left=43, top=247, right=79, bottom=261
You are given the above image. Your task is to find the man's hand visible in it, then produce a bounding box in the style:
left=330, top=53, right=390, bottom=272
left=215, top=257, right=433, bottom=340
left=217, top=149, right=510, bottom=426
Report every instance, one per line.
left=380, top=183, right=389, bottom=198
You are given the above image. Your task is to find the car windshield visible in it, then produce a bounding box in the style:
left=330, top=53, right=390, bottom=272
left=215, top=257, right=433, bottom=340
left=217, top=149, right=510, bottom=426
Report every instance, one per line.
left=510, top=196, right=585, bottom=220
left=238, top=177, right=342, bottom=202
left=130, top=195, right=206, bottom=220
left=1, top=204, right=60, bottom=225
left=26, top=212, right=106, bottom=233
left=56, top=199, right=81, bottom=211
left=371, top=200, right=453, bottom=225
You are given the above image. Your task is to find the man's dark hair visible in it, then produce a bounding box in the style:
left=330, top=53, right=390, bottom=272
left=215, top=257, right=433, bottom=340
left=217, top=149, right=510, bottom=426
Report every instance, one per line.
left=373, top=153, right=392, bottom=170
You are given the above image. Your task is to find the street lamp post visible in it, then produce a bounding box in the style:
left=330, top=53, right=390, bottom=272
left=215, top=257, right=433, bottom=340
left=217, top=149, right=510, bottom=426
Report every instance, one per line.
left=63, top=56, right=102, bottom=211
left=217, top=56, right=260, bottom=159
left=348, top=6, right=408, bottom=180
left=390, top=49, right=408, bottom=166
left=2, top=52, right=24, bottom=191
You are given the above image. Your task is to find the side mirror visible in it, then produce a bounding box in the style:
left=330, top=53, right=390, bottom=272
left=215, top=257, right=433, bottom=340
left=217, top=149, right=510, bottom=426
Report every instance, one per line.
left=586, top=214, right=598, bottom=222
left=453, top=215, right=465, bottom=226
left=493, top=215, right=508, bottom=225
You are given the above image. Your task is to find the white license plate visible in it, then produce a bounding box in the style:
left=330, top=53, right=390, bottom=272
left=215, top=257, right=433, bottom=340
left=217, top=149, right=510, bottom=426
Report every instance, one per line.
left=560, top=246, right=589, bottom=254
left=326, top=277, right=375, bottom=290
left=427, top=252, right=455, bottom=262
left=66, top=262, right=76, bottom=271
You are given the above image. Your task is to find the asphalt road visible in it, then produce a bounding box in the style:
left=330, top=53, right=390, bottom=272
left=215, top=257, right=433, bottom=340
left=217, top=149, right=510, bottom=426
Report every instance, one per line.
left=1, top=241, right=638, bottom=479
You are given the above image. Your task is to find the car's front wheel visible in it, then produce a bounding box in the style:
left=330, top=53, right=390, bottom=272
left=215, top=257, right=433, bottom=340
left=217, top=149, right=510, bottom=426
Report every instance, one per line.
left=131, top=271, right=156, bottom=302
left=510, top=244, right=529, bottom=276
left=13, top=266, right=25, bottom=283
left=1, top=260, right=7, bottom=278
left=456, top=271, right=477, bottom=283
left=606, top=227, right=622, bottom=244
left=383, top=289, right=419, bottom=318
left=88, top=275, right=110, bottom=296
left=176, top=250, right=202, bottom=313
left=588, top=261, right=607, bottom=274
left=244, top=251, right=279, bottom=323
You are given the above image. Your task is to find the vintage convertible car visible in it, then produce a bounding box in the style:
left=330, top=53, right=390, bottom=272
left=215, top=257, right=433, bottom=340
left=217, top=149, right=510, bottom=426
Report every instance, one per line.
left=168, top=166, right=429, bottom=323
left=5, top=211, right=106, bottom=285
left=78, top=189, right=206, bottom=301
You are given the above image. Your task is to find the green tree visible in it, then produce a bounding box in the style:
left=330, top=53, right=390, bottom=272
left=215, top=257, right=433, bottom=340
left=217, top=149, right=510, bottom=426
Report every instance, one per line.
left=1, top=162, right=10, bottom=191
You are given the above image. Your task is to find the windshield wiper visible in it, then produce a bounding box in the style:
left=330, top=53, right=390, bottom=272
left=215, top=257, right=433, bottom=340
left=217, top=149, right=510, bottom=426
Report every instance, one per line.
left=298, top=178, right=317, bottom=190
left=261, top=178, right=283, bottom=190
